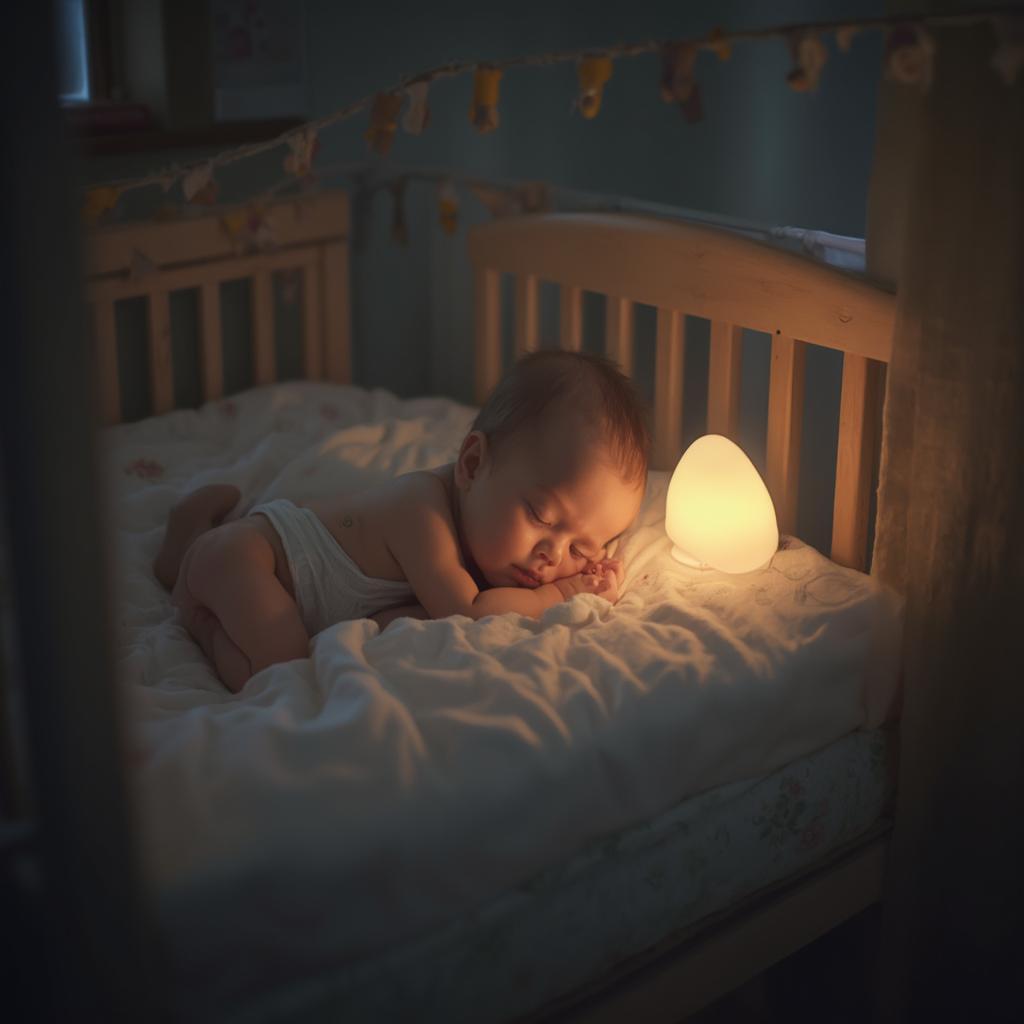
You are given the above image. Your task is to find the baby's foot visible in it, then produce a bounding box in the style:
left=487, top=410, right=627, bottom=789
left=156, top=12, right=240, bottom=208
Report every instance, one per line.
left=153, top=484, right=240, bottom=590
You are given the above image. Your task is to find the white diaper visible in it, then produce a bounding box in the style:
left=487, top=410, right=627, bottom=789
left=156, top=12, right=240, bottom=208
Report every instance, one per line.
left=250, top=499, right=415, bottom=636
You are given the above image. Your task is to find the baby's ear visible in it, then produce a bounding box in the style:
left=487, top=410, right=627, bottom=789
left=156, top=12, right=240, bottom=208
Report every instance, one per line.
left=455, top=430, right=488, bottom=489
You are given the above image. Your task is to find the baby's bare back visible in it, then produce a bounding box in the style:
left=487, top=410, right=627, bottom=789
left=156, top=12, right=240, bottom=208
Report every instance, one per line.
left=304, top=463, right=455, bottom=582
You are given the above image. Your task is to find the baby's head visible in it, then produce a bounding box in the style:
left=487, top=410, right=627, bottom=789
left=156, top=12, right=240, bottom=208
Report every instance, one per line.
left=454, top=350, right=650, bottom=589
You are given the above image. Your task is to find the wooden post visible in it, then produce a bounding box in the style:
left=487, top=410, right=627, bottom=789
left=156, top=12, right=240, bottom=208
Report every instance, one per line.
left=653, top=308, right=685, bottom=470
left=514, top=273, right=538, bottom=358
left=766, top=336, right=807, bottom=537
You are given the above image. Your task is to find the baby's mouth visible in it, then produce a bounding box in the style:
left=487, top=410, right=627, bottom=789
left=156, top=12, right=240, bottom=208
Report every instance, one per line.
left=511, top=565, right=542, bottom=588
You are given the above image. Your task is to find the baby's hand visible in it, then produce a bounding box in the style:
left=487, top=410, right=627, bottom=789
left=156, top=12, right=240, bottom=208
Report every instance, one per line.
left=554, top=559, right=623, bottom=605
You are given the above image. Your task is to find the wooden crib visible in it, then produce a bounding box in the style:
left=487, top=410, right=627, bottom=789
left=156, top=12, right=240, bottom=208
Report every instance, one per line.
left=78, top=187, right=897, bottom=1021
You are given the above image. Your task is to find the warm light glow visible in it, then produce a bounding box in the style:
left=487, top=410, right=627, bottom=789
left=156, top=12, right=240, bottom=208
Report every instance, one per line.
left=665, top=435, right=779, bottom=573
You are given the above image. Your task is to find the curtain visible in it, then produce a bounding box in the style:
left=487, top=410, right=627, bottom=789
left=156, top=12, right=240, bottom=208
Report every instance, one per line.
left=867, top=22, right=1024, bottom=1022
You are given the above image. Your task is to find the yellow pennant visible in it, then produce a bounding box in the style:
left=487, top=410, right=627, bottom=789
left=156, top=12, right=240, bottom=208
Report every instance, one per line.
left=786, top=31, right=828, bottom=92
left=366, top=93, right=404, bottom=155
left=576, top=56, right=613, bottom=119
left=470, top=66, right=503, bottom=133
left=660, top=42, right=698, bottom=104
left=707, top=27, right=732, bottom=61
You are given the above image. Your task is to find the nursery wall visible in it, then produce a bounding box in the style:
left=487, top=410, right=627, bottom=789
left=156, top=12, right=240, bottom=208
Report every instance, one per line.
left=80, top=0, right=889, bottom=555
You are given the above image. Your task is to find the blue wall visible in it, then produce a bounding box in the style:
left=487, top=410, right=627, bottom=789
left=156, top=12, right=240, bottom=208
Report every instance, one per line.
left=304, top=0, right=887, bottom=552
left=83, top=0, right=890, bottom=554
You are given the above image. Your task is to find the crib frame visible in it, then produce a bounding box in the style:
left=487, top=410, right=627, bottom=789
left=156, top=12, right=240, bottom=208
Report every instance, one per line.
left=79, top=191, right=898, bottom=1022
left=466, top=211, right=897, bottom=1021
left=85, top=191, right=352, bottom=424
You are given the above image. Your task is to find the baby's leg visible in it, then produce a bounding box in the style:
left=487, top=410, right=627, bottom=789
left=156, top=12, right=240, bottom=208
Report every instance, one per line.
left=174, top=521, right=309, bottom=692
left=179, top=605, right=251, bottom=693
left=153, top=484, right=241, bottom=591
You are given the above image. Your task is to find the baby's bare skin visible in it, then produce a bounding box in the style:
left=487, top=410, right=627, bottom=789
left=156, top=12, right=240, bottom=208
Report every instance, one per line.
left=157, top=408, right=643, bottom=692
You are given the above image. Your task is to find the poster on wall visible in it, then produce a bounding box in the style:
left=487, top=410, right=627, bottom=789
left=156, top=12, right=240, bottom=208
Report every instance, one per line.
left=212, top=0, right=308, bottom=121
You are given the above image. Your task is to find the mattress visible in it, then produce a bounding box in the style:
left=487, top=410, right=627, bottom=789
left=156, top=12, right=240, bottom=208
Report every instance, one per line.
left=222, top=727, right=894, bottom=1024
left=105, top=382, right=902, bottom=1015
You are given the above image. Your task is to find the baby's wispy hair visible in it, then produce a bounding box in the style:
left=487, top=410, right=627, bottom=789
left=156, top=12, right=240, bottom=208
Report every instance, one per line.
left=471, top=350, right=650, bottom=484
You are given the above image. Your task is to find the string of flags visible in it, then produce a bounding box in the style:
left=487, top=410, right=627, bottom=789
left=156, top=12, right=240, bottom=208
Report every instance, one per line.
left=82, top=9, right=1023, bottom=227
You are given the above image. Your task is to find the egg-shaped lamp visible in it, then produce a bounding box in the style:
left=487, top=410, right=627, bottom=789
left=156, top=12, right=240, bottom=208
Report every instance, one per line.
left=665, top=434, right=779, bottom=573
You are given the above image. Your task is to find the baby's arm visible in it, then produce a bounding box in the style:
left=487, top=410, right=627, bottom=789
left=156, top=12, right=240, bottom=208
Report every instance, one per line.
left=384, top=476, right=610, bottom=621
left=370, top=603, right=429, bottom=629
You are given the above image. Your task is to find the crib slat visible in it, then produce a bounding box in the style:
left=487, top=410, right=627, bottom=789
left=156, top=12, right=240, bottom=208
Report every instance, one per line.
left=560, top=284, right=583, bottom=352
left=93, top=300, right=120, bottom=425
left=252, top=267, right=275, bottom=386
left=653, top=308, right=685, bottom=471
left=301, top=257, right=324, bottom=380
left=708, top=321, right=743, bottom=441
left=514, top=274, right=539, bottom=358
left=147, top=289, right=173, bottom=415
left=475, top=267, right=502, bottom=403
left=199, top=281, right=224, bottom=401
left=831, top=354, right=883, bottom=570
left=322, top=240, right=351, bottom=385
left=766, top=335, right=807, bottom=537
left=605, top=296, right=634, bottom=378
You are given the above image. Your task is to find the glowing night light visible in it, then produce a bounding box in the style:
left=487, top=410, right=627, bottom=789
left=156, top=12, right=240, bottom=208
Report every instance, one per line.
left=665, top=434, right=779, bottom=573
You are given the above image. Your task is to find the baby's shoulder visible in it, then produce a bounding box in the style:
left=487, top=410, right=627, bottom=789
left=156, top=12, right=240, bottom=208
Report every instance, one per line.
left=386, top=466, right=453, bottom=518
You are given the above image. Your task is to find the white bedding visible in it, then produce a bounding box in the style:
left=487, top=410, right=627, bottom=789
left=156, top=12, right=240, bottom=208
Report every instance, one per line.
left=108, top=382, right=901, bottom=1002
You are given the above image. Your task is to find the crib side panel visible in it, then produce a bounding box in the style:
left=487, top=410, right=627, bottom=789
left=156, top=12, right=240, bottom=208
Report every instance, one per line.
left=85, top=192, right=351, bottom=423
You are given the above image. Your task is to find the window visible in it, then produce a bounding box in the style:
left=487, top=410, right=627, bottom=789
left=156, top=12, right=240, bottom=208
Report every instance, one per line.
left=56, top=0, right=91, bottom=103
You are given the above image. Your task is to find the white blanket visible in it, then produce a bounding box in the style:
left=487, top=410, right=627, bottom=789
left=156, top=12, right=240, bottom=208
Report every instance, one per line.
left=108, top=382, right=901, bottom=1003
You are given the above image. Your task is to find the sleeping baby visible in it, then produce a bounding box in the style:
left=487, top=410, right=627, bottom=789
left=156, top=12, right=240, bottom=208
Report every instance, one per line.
left=153, top=350, right=650, bottom=692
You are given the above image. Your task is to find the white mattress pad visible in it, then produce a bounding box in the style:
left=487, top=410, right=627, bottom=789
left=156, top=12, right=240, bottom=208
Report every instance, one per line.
left=106, top=382, right=902, bottom=999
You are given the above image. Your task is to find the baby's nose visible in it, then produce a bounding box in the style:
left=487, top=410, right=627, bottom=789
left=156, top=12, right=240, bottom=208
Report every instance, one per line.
left=539, top=538, right=566, bottom=566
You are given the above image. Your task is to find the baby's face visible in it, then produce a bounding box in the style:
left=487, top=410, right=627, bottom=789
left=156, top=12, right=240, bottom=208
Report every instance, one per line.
left=456, top=411, right=644, bottom=590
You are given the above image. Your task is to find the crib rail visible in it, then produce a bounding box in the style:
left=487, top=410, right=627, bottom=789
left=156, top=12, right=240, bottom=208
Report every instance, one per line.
left=85, top=192, right=351, bottom=425
left=468, top=213, right=894, bottom=572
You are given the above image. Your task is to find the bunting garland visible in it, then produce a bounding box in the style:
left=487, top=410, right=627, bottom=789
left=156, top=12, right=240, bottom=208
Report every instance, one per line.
left=80, top=9, right=1021, bottom=227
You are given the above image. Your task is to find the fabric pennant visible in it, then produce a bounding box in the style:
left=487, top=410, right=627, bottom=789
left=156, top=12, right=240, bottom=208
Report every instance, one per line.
left=576, top=56, right=614, bottom=119
left=884, top=24, right=936, bottom=92
left=660, top=42, right=698, bottom=108
left=182, top=162, right=214, bottom=202
left=470, top=66, right=503, bottom=133
left=835, top=25, right=860, bottom=53
left=786, top=30, right=828, bottom=92
left=366, top=93, right=404, bottom=155
left=220, top=204, right=275, bottom=254
left=402, top=81, right=431, bottom=135
left=284, top=126, right=319, bottom=178
left=707, top=26, right=732, bottom=61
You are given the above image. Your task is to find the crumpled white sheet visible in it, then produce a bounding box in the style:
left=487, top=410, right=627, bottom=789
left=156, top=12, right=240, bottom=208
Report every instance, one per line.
left=106, top=381, right=902, bottom=1004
